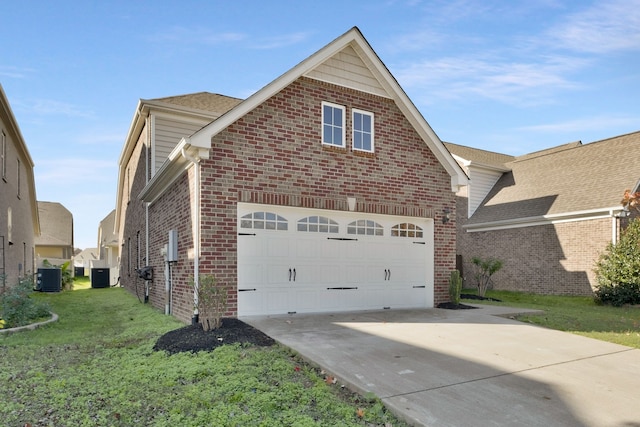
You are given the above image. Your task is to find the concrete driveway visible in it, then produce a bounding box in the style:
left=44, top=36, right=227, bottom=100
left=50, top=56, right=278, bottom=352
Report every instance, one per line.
left=242, top=305, right=640, bottom=427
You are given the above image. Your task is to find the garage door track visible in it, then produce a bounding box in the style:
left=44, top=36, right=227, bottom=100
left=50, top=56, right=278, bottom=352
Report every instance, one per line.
left=242, top=306, right=640, bottom=426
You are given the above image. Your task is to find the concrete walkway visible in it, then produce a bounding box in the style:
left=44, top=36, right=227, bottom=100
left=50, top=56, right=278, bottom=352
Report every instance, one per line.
left=242, top=306, right=640, bottom=427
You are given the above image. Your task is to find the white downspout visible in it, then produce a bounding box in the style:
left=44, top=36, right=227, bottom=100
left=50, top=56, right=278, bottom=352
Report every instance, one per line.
left=181, top=147, right=201, bottom=322
left=144, top=117, right=151, bottom=303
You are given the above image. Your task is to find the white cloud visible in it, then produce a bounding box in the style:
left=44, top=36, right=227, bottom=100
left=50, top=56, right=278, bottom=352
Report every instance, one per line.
left=0, top=66, right=35, bottom=79
left=516, top=115, right=639, bottom=134
left=31, top=99, right=94, bottom=118
left=394, top=53, right=585, bottom=106
left=548, top=0, right=640, bottom=53
left=251, top=32, right=311, bottom=50
left=148, top=26, right=247, bottom=45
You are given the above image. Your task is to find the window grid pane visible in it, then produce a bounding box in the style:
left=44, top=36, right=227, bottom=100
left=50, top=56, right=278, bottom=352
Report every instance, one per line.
left=298, top=216, right=339, bottom=233
left=322, top=102, right=344, bottom=147
left=347, top=219, right=384, bottom=236
left=240, top=212, right=288, bottom=230
left=391, top=223, right=423, bottom=238
left=353, top=110, right=374, bottom=152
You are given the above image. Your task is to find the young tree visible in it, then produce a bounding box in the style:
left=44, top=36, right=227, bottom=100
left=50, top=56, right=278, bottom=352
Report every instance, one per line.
left=471, top=257, right=503, bottom=297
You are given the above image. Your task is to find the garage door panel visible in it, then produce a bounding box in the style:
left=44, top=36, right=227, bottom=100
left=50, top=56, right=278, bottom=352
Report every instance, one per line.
left=238, top=203, right=434, bottom=316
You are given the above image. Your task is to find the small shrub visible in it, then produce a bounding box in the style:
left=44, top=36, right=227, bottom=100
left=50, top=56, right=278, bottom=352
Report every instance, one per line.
left=0, top=276, right=51, bottom=328
left=191, top=274, right=228, bottom=331
left=594, top=218, right=640, bottom=306
left=448, top=270, right=462, bottom=305
left=471, top=256, right=503, bottom=297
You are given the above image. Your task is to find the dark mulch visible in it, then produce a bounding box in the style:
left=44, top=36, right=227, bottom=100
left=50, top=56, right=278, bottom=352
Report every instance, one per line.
left=153, top=318, right=275, bottom=355
left=436, top=302, right=477, bottom=309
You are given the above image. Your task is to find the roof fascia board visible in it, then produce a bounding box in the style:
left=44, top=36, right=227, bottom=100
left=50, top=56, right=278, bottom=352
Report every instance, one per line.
left=464, top=206, right=624, bottom=232
left=138, top=138, right=209, bottom=204
left=467, top=161, right=511, bottom=173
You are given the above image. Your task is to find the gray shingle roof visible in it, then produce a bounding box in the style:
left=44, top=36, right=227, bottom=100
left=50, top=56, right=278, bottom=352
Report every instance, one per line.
left=467, top=131, right=640, bottom=225
left=149, top=92, right=243, bottom=116
left=444, top=142, right=515, bottom=168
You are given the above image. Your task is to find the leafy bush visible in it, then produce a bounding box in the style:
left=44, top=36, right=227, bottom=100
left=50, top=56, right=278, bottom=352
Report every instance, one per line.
left=448, top=269, right=462, bottom=305
left=594, top=218, right=640, bottom=306
left=192, top=274, right=228, bottom=331
left=0, top=276, right=51, bottom=328
left=471, top=256, right=503, bottom=297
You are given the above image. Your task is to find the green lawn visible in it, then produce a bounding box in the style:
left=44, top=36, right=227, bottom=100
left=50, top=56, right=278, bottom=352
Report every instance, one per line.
left=0, top=288, right=406, bottom=427
left=462, top=289, right=640, bottom=349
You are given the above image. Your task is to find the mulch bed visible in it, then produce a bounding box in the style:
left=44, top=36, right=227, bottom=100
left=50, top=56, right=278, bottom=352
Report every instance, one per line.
left=156, top=294, right=505, bottom=353
left=153, top=318, right=275, bottom=355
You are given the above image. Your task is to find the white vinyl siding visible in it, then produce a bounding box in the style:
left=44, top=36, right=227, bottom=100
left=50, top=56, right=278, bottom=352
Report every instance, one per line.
left=468, top=168, right=504, bottom=216
left=305, top=45, right=390, bottom=98
left=152, top=115, right=212, bottom=175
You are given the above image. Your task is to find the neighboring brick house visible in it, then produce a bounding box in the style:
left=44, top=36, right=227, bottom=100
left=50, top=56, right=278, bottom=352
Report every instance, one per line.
left=34, top=201, right=74, bottom=268
left=0, top=84, right=40, bottom=287
left=116, top=27, right=468, bottom=323
left=446, top=130, right=640, bottom=295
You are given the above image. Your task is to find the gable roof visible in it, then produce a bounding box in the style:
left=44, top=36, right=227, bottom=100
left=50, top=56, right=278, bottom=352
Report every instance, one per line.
left=34, top=201, right=73, bottom=247
left=465, top=131, right=640, bottom=230
left=444, top=142, right=514, bottom=170
left=144, top=92, right=243, bottom=117
left=0, top=84, right=40, bottom=236
left=115, top=92, right=242, bottom=231
left=140, top=27, right=468, bottom=203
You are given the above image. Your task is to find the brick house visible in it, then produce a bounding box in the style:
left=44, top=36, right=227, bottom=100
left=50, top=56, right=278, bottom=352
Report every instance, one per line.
left=446, top=130, right=640, bottom=295
left=0, top=84, right=40, bottom=287
left=116, top=27, right=468, bottom=322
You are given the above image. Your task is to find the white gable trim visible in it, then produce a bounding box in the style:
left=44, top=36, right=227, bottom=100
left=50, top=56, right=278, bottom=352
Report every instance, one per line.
left=463, top=206, right=624, bottom=232
left=187, top=27, right=468, bottom=192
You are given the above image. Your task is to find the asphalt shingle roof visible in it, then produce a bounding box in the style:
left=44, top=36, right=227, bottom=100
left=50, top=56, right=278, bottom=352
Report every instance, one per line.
left=464, top=131, right=640, bottom=224
left=150, top=92, right=243, bottom=116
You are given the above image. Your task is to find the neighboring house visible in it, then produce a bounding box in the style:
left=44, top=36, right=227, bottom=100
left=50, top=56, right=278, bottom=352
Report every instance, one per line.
left=35, top=201, right=74, bottom=268
left=96, top=209, right=120, bottom=286
left=74, top=247, right=98, bottom=274
left=446, top=130, right=640, bottom=296
left=0, top=84, right=40, bottom=287
left=116, top=27, right=468, bottom=323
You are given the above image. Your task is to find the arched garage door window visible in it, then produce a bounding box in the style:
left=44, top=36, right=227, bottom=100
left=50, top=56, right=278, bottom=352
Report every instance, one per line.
left=240, top=212, right=288, bottom=230
left=347, top=219, right=384, bottom=236
left=297, top=216, right=339, bottom=233
left=391, top=223, right=423, bottom=238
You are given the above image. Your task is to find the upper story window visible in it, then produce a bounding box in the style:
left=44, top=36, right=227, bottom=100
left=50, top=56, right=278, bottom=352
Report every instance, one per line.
left=352, top=109, right=374, bottom=152
left=347, top=219, right=383, bottom=236
left=241, top=212, right=288, bottom=230
left=391, top=223, right=423, bottom=238
left=16, top=158, right=21, bottom=198
left=1, top=131, right=6, bottom=180
left=297, top=216, right=339, bottom=233
left=322, top=102, right=345, bottom=148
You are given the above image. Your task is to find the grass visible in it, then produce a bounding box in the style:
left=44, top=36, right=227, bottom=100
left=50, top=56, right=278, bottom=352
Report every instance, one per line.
left=462, top=289, right=640, bottom=349
left=0, top=287, right=407, bottom=427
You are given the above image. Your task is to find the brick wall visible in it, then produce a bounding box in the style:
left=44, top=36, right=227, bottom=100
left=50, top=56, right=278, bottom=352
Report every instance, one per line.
left=457, top=207, right=612, bottom=295
left=130, top=77, right=457, bottom=322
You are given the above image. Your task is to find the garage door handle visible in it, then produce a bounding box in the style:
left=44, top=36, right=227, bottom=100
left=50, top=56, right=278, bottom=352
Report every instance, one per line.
left=384, top=269, right=388, bottom=280
left=293, top=268, right=296, bottom=281
left=289, top=268, right=292, bottom=281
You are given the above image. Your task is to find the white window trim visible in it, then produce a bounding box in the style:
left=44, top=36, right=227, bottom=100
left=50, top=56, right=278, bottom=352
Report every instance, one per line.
left=321, top=101, right=346, bottom=148
left=352, top=108, right=374, bottom=153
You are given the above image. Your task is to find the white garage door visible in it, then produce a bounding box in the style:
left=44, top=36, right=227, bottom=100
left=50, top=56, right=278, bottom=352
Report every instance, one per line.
left=237, top=203, right=434, bottom=316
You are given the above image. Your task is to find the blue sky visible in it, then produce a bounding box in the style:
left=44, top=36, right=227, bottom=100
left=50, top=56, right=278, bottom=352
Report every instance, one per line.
left=1, top=0, right=639, bottom=249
